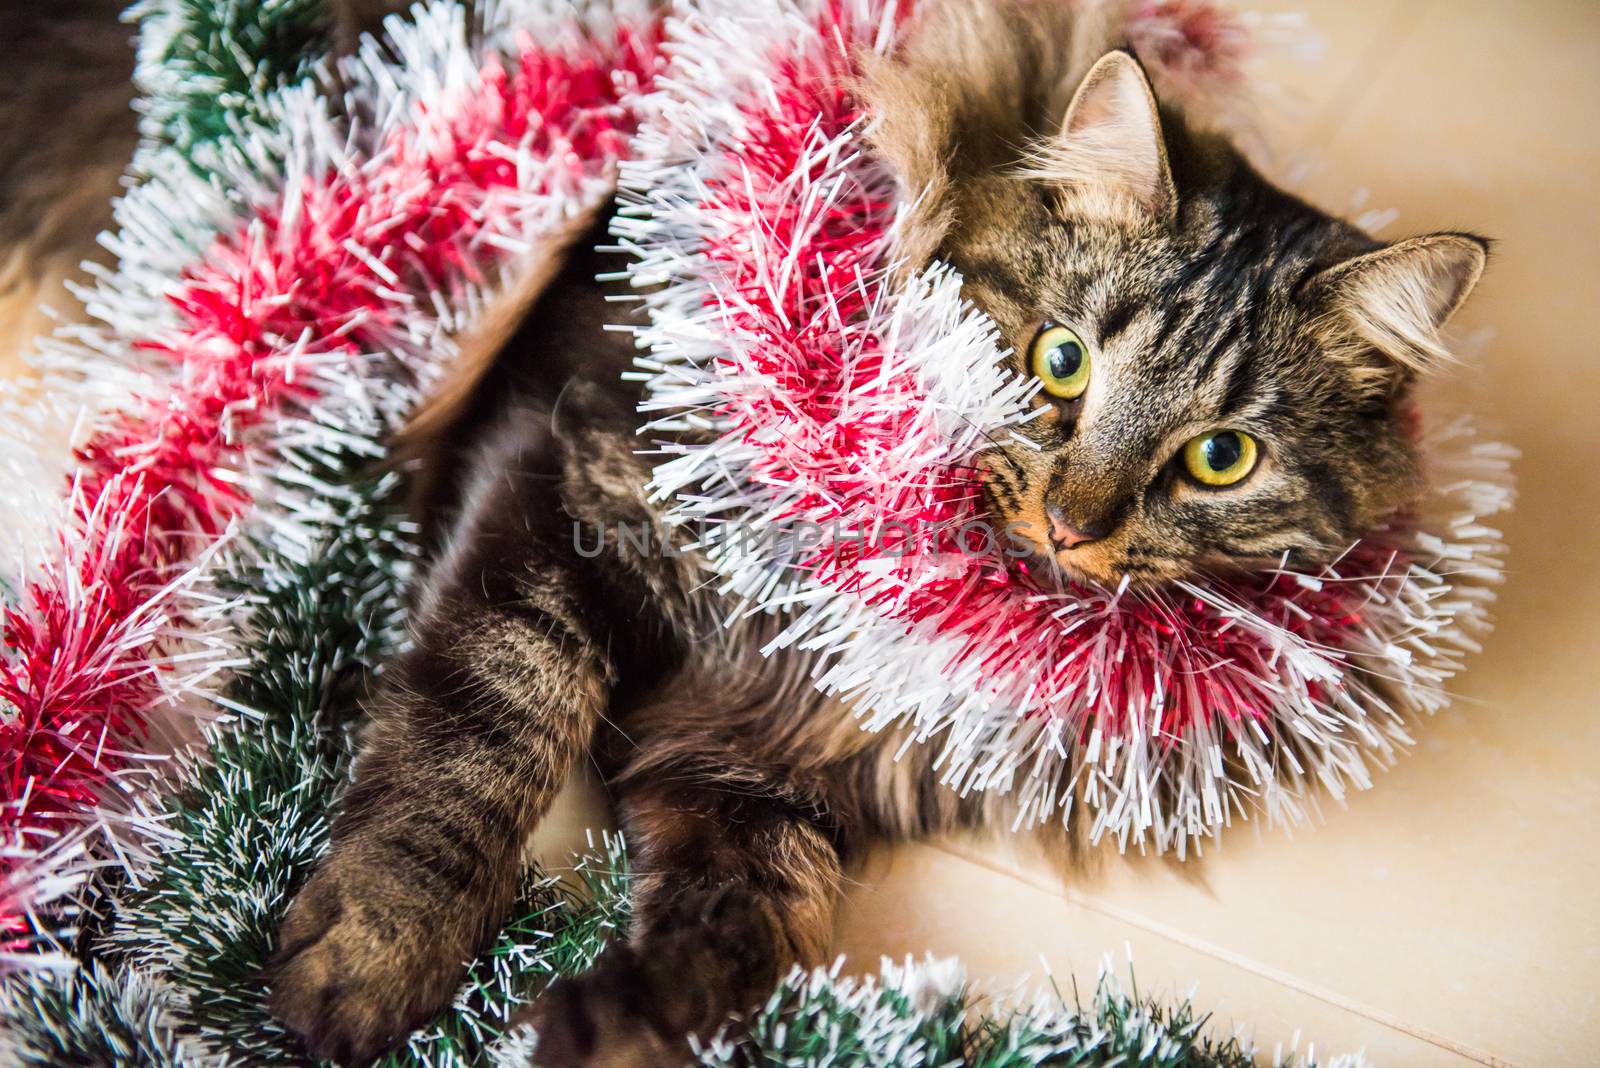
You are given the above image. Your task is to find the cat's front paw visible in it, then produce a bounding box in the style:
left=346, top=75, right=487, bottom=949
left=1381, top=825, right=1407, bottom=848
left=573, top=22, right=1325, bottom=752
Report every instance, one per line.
left=269, top=850, right=471, bottom=1065
left=523, top=944, right=691, bottom=1068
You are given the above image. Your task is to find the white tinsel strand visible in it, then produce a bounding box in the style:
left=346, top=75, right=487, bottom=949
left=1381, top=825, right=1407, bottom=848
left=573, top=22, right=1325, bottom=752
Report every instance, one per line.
left=0, top=960, right=194, bottom=1066
left=687, top=954, right=1367, bottom=1068
left=1, top=0, right=647, bottom=965
left=619, top=0, right=1514, bottom=853
left=786, top=416, right=1513, bottom=855
left=618, top=0, right=1026, bottom=611
left=0, top=3, right=334, bottom=948
left=4, top=0, right=641, bottom=589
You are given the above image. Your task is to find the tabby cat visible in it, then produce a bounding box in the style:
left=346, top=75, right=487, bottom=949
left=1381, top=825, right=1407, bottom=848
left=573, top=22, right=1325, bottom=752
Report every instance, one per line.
left=267, top=2, right=1488, bottom=1063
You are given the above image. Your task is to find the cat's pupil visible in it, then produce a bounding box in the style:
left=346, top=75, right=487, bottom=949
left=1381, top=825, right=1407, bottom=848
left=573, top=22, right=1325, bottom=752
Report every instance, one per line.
left=1204, top=432, right=1243, bottom=472
left=1047, top=340, right=1083, bottom=380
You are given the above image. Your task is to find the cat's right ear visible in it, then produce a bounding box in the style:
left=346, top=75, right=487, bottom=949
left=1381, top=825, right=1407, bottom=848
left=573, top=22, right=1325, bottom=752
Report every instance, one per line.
left=1025, top=51, right=1177, bottom=224
left=1307, top=232, right=1489, bottom=377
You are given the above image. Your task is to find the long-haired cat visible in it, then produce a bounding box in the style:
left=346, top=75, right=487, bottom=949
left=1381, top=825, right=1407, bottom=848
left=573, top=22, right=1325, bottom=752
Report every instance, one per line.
left=267, top=1, right=1487, bottom=1063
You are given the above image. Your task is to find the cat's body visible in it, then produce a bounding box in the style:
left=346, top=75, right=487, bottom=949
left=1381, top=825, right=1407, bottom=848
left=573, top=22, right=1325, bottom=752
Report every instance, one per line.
left=268, top=2, right=1489, bottom=1064
left=270, top=228, right=999, bottom=1066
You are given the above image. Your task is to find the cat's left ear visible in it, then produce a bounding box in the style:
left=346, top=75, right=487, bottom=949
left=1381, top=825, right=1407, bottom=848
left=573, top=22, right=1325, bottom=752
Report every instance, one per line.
left=1029, top=51, right=1177, bottom=224
left=1309, top=232, right=1489, bottom=374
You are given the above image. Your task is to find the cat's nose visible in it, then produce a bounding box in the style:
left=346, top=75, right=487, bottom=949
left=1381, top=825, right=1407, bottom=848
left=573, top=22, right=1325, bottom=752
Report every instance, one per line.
left=1046, top=505, right=1106, bottom=550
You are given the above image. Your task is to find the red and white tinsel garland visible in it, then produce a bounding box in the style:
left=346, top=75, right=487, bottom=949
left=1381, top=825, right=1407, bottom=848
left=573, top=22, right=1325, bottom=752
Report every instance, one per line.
left=0, top=0, right=658, bottom=966
left=0, top=0, right=1513, bottom=973
left=620, top=0, right=1513, bottom=852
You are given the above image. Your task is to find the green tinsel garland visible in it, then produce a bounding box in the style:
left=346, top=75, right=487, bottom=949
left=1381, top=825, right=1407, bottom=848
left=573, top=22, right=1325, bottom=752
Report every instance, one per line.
left=0, top=961, right=193, bottom=1064
left=1, top=2, right=649, bottom=1059
left=693, top=961, right=1303, bottom=1068
left=105, top=437, right=417, bottom=1060
left=128, top=0, right=331, bottom=161
left=0, top=416, right=638, bottom=1066
left=0, top=3, right=1358, bottom=1065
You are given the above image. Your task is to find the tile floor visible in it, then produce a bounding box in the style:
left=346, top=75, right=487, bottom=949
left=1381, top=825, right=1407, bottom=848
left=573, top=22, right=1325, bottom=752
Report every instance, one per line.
left=4, top=2, right=1596, bottom=1064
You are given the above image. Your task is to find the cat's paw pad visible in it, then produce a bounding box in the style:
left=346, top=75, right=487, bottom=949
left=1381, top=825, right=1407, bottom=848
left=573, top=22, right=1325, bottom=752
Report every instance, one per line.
left=268, top=860, right=467, bottom=1065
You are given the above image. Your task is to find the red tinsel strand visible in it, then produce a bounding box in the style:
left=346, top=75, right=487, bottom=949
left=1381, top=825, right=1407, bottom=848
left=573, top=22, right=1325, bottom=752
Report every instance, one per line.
left=679, top=0, right=1384, bottom=744
left=0, top=19, right=659, bottom=948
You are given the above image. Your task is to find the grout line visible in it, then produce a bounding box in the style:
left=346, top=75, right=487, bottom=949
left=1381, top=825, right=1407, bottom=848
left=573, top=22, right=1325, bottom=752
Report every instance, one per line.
left=928, top=840, right=1520, bottom=1068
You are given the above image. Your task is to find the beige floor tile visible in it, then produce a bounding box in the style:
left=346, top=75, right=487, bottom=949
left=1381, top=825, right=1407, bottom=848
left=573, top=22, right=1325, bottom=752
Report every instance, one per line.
left=833, top=840, right=1501, bottom=1065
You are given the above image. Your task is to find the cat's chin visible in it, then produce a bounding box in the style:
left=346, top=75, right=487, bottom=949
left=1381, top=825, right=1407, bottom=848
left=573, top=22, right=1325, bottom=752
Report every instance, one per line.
left=1003, top=542, right=1171, bottom=592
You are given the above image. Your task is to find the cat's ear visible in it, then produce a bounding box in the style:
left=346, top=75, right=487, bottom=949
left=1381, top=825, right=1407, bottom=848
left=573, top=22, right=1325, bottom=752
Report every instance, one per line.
left=1309, top=233, right=1489, bottom=374
left=1028, top=51, right=1176, bottom=223
left=856, top=50, right=961, bottom=270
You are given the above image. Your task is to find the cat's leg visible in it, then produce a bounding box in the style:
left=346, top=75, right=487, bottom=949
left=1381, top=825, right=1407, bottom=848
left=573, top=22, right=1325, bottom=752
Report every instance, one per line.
left=528, top=770, right=844, bottom=1066
left=269, top=436, right=624, bottom=1064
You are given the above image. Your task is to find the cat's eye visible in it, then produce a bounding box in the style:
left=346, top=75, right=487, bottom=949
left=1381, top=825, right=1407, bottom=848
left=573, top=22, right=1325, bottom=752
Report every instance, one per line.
left=1028, top=323, right=1091, bottom=399
left=1182, top=430, right=1259, bottom=487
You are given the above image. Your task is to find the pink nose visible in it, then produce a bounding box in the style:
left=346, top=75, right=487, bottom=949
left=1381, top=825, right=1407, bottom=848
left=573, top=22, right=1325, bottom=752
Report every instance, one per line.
left=1047, top=507, right=1097, bottom=550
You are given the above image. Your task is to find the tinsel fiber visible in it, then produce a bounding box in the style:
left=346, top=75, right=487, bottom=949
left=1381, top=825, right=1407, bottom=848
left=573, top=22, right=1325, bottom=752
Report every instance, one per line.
left=0, top=0, right=1486, bottom=1062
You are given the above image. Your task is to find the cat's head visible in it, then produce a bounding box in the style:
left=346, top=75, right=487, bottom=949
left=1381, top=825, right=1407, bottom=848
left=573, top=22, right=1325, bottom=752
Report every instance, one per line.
left=865, top=21, right=1486, bottom=587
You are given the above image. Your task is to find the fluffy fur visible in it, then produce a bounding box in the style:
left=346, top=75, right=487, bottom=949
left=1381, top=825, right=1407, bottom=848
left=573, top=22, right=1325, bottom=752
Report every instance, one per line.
left=863, top=5, right=1486, bottom=585
left=263, top=5, right=1499, bottom=1067
left=0, top=1, right=1497, bottom=1064
left=271, top=231, right=1007, bottom=1063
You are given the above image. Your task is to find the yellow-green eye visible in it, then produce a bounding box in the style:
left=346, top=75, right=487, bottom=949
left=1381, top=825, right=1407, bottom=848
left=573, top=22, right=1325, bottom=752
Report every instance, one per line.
left=1029, top=324, right=1091, bottom=399
left=1182, top=430, right=1259, bottom=487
